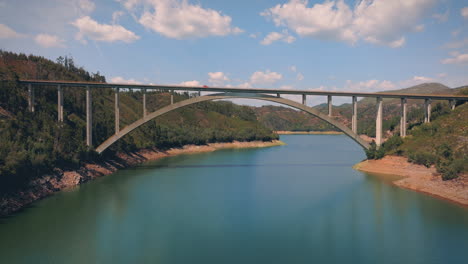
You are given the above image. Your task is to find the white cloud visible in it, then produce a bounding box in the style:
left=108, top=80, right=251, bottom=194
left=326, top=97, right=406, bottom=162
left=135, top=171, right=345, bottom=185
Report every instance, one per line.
left=0, top=24, right=25, bottom=39
left=437, top=73, right=447, bottom=78
left=112, top=11, right=125, bottom=24
left=72, top=16, right=140, bottom=43
left=261, top=0, right=436, bottom=48
left=110, top=76, right=142, bottom=84
left=443, top=38, right=468, bottom=49
left=412, top=76, right=434, bottom=82
left=432, top=10, right=449, bottom=22
left=34, top=34, right=66, bottom=48
left=289, top=65, right=297, bottom=72
left=249, top=33, right=258, bottom=38
left=414, top=24, right=425, bottom=32
left=123, top=0, right=243, bottom=39
left=78, top=0, right=95, bottom=13
left=441, top=53, right=468, bottom=65
left=261, top=30, right=296, bottom=45
left=179, top=80, right=201, bottom=86
left=208, top=72, right=229, bottom=86
left=461, top=7, right=468, bottom=19
left=250, top=70, right=283, bottom=85
left=296, top=73, right=304, bottom=81
left=345, top=79, right=396, bottom=92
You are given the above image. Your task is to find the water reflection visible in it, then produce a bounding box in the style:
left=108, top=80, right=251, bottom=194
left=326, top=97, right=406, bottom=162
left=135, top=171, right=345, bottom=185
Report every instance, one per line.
left=0, top=135, right=467, bottom=264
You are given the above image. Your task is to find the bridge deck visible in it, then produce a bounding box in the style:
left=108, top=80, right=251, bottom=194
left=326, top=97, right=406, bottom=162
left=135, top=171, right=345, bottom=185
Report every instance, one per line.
left=19, top=80, right=468, bottom=101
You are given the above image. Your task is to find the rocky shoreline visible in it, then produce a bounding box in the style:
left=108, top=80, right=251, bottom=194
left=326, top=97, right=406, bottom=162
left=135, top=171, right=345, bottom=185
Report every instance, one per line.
left=354, top=155, right=468, bottom=207
left=0, top=140, right=284, bottom=217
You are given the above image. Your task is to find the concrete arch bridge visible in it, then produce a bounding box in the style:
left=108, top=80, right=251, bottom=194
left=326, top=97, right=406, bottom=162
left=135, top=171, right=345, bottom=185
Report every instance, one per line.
left=19, top=80, right=468, bottom=153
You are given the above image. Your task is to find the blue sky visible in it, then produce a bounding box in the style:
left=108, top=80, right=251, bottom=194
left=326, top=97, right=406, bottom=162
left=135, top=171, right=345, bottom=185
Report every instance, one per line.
left=1, top=0, right=468, bottom=105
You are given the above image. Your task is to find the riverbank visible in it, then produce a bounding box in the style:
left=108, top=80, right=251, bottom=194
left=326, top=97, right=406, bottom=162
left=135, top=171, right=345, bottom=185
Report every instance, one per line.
left=354, top=155, right=468, bottom=206
left=275, top=131, right=343, bottom=135
left=0, top=140, right=284, bottom=217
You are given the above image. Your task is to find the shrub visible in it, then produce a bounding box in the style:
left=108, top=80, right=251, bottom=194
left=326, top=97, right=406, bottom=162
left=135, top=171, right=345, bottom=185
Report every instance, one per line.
left=408, top=151, right=437, bottom=168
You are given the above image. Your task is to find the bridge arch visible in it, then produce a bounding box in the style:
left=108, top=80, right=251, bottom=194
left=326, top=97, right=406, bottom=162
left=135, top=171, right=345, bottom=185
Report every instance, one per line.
left=95, top=92, right=370, bottom=153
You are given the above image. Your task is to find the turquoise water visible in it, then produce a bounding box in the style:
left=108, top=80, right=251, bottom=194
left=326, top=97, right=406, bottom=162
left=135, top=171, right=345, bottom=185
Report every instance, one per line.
left=1, top=135, right=467, bottom=263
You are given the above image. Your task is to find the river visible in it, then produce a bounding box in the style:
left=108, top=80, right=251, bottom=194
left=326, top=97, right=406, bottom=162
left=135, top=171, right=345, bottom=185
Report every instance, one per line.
left=1, top=135, right=467, bottom=263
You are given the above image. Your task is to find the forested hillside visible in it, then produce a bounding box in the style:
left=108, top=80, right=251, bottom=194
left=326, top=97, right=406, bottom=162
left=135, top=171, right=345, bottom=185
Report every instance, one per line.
left=0, top=50, right=277, bottom=194
left=365, top=87, right=468, bottom=180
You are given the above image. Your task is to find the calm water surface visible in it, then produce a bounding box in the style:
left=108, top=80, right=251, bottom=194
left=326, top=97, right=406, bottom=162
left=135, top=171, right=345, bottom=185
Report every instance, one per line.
left=1, top=135, right=468, bottom=263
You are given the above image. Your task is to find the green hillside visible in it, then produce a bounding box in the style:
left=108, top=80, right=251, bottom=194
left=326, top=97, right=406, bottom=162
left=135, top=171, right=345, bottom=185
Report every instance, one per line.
left=0, top=50, right=277, bottom=194
left=366, top=87, right=468, bottom=180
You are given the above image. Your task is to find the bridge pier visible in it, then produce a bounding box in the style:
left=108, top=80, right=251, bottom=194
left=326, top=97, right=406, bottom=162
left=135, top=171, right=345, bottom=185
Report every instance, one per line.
left=28, top=84, right=35, bottom=112
left=450, top=99, right=456, bottom=110
left=171, top=90, right=174, bottom=105
left=400, top=98, right=407, bottom=137
left=143, top=88, right=147, bottom=118
left=276, top=93, right=280, bottom=98
left=327, top=95, right=332, bottom=117
left=86, top=86, right=92, bottom=147
left=352, top=96, right=357, bottom=133
left=302, top=94, right=306, bottom=105
left=424, top=99, right=431, bottom=123
left=376, top=97, right=383, bottom=147
left=115, top=88, right=120, bottom=134
left=57, top=85, right=63, bottom=122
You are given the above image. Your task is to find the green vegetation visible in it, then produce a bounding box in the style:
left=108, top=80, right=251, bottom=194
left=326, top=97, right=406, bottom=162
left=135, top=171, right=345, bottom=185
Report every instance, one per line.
left=0, top=50, right=277, bottom=194
left=366, top=96, right=467, bottom=180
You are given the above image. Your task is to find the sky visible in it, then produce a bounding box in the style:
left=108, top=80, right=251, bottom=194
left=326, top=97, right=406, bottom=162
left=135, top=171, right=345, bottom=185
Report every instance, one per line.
left=1, top=0, right=468, bottom=106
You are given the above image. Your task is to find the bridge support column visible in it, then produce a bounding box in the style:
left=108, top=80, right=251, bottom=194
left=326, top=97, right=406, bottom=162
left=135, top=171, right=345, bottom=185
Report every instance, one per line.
left=302, top=94, right=306, bottom=105
left=57, top=85, right=63, bottom=122
left=277, top=93, right=280, bottom=98
left=171, top=90, right=174, bottom=105
left=352, top=96, right=357, bottom=133
left=28, top=84, right=35, bottom=113
left=86, top=86, right=92, bottom=147
left=143, top=88, right=147, bottom=118
left=327, top=95, right=332, bottom=117
left=115, top=88, right=120, bottom=134
left=376, top=97, right=383, bottom=147
left=450, top=99, right=456, bottom=110
left=400, top=98, right=407, bottom=137
left=424, top=99, right=431, bottom=123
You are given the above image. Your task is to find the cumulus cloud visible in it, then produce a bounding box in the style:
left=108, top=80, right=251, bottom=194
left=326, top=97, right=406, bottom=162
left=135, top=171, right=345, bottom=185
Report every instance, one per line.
left=296, top=73, right=304, bottom=81
left=462, top=7, right=468, bottom=19
left=110, top=76, right=142, bottom=84
left=250, top=70, right=283, bottom=85
left=112, top=11, right=125, bottom=24
left=443, top=38, right=468, bottom=49
left=0, top=24, right=25, bottom=39
left=208, top=72, right=229, bottom=86
left=432, top=10, right=449, bottom=22
left=34, top=34, right=66, bottom=48
left=122, top=0, right=243, bottom=39
left=261, top=31, right=296, bottom=45
left=72, top=16, right=140, bottom=43
left=441, top=53, right=468, bottom=65
left=261, top=0, right=436, bottom=48
left=179, top=80, right=201, bottom=86
left=414, top=24, right=425, bottom=32
left=78, top=0, right=95, bottom=13
left=344, top=79, right=396, bottom=92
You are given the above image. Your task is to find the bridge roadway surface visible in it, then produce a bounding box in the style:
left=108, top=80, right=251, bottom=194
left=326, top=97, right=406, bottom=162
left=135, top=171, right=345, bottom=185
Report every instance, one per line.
left=19, top=80, right=468, bottom=101
left=18, top=80, right=468, bottom=153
